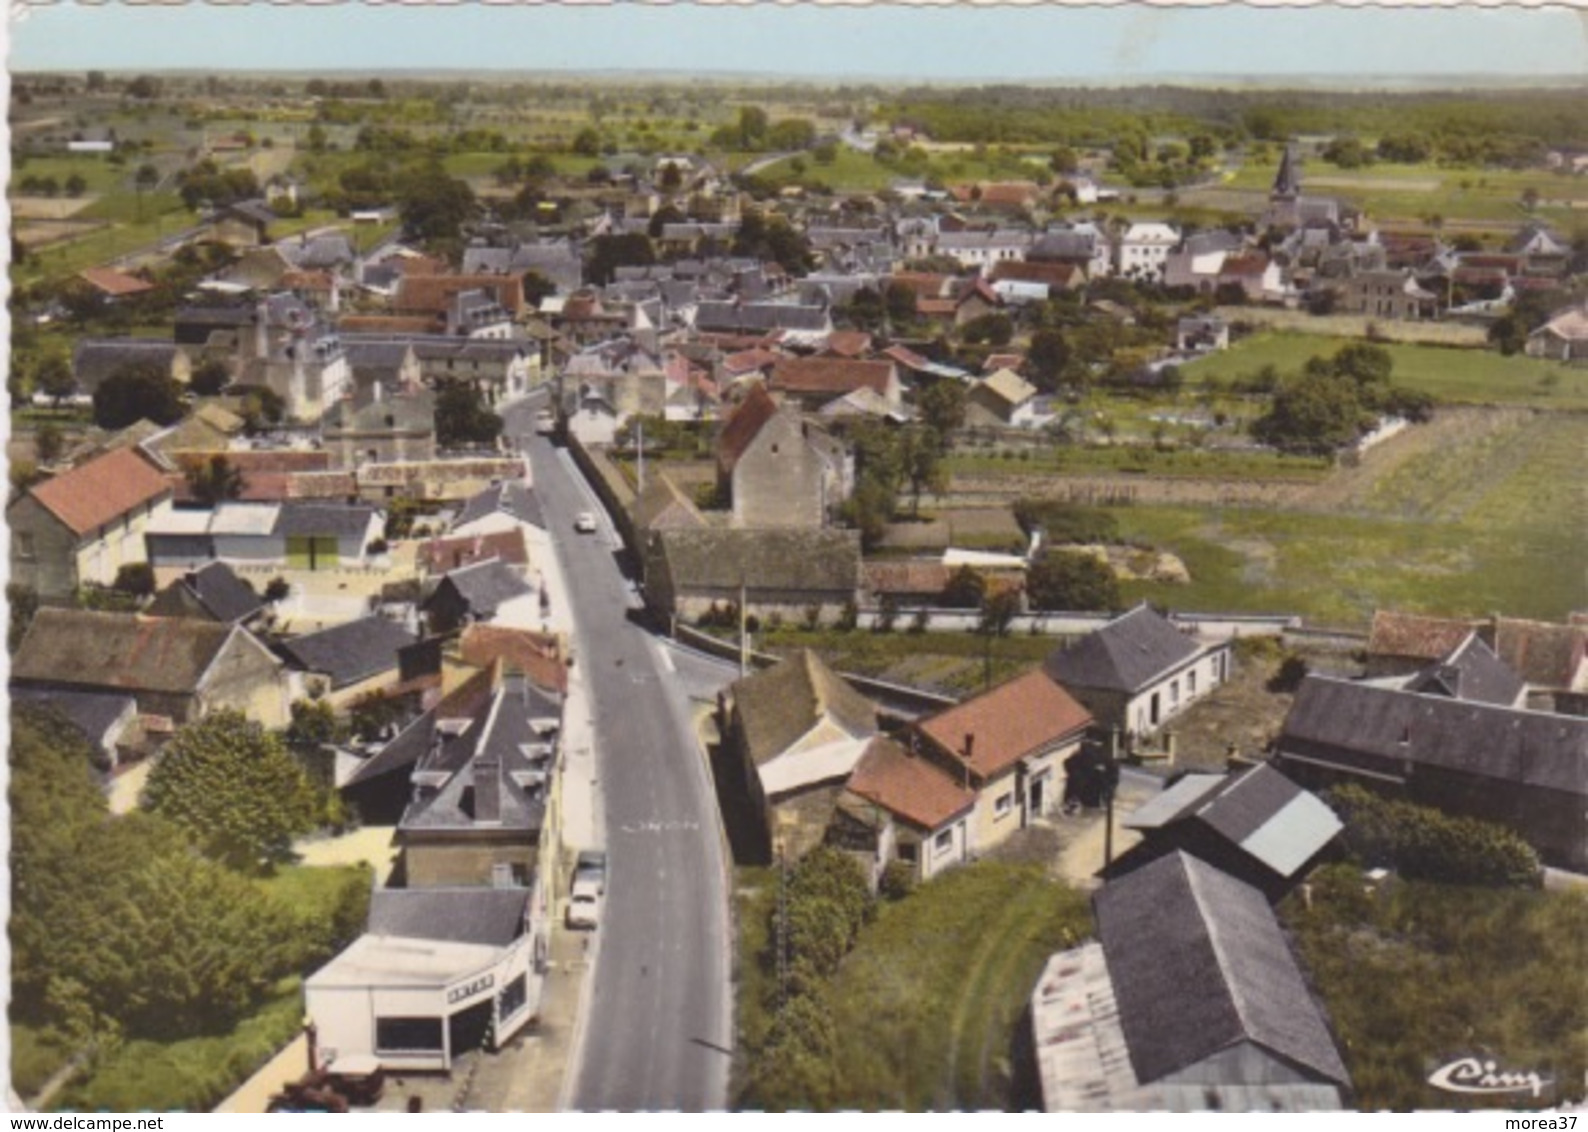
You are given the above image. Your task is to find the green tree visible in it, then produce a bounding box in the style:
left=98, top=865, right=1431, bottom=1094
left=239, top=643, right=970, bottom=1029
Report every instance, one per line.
left=144, top=710, right=320, bottom=871
left=961, top=312, right=1014, bottom=347
left=1330, top=342, right=1394, bottom=386
left=916, top=379, right=966, bottom=437
left=584, top=232, right=656, bottom=285
left=92, top=362, right=186, bottom=429
left=435, top=380, right=505, bottom=447
left=520, top=269, right=557, bottom=310
left=941, top=565, right=987, bottom=610
left=1027, top=328, right=1071, bottom=391
left=112, top=562, right=156, bottom=598
left=736, top=105, right=770, bottom=150
left=883, top=281, right=918, bottom=327
left=8, top=582, right=40, bottom=653
left=839, top=286, right=885, bottom=333
left=64, top=173, right=88, bottom=198
left=185, top=454, right=246, bottom=506
left=1251, top=372, right=1367, bottom=456
left=189, top=357, right=231, bottom=397
left=33, top=422, right=64, bottom=464
left=898, top=426, right=949, bottom=518
left=35, top=354, right=76, bottom=406
left=767, top=118, right=816, bottom=151
left=1026, top=550, right=1120, bottom=612
left=398, top=165, right=477, bottom=243
left=571, top=127, right=602, bottom=157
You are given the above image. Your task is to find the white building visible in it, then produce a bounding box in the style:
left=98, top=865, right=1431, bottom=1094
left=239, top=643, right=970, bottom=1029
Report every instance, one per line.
left=1117, top=222, right=1180, bottom=283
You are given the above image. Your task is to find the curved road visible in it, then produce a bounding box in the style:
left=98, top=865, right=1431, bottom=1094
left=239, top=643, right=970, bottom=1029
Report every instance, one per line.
left=506, top=400, right=733, bottom=1112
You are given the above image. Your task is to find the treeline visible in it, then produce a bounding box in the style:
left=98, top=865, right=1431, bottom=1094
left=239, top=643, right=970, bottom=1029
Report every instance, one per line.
left=883, top=86, right=1588, bottom=153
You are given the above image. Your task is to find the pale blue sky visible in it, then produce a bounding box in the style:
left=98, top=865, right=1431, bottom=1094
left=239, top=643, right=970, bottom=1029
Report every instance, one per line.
left=9, top=3, right=1588, bottom=82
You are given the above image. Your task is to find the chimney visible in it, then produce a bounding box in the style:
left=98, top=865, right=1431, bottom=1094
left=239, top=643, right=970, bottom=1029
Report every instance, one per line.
left=474, top=754, right=502, bottom=824
left=254, top=298, right=269, bottom=361
left=330, top=273, right=341, bottom=315
left=961, top=733, right=975, bottom=790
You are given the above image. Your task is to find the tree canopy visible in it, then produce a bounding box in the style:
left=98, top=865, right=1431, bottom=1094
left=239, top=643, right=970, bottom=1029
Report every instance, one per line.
left=1026, top=550, right=1120, bottom=612
left=143, top=710, right=320, bottom=871
left=435, top=380, right=505, bottom=448
left=92, top=362, right=186, bottom=430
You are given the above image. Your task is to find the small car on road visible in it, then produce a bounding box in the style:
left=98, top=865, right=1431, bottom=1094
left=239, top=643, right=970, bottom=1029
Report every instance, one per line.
left=567, top=849, right=607, bottom=929
left=574, top=511, right=598, bottom=533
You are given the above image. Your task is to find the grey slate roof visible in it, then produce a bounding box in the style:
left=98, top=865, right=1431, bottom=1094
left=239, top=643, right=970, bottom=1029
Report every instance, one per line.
left=11, top=687, right=137, bottom=748
left=1044, top=604, right=1204, bottom=694
left=1095, top=852, right=1350, bottom=1087
left=1127, top=764, right=1343, bottom=880
left=177, top=561, right=263, bottom=624
left=271, top=502, right=379, bottom=540
left=694, top=301, right=830, bottom=334
left=277, top=615, right=418, bottom=688
left=279, top=233, right=355, bottom=270
left=454, top=481, right=544, bottom=531
left=429, top=559, right=535, bottom=620
left=367, top=888, right=529, bottom=946
left=1278, top=675, right=1588, bottom=797
left=401, top=677, right=558, bottom=833
left=1405, top=633, right=1526, bottom=707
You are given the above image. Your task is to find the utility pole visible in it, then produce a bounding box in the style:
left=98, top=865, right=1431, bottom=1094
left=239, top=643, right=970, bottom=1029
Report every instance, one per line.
left=636, top=418, right=646, bottom=494
left=738, top=578, right=749, bottom=679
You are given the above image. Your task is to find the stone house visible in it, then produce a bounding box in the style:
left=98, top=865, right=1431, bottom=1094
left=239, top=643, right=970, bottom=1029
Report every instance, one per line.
left=966, top=367, right=1040, bottom=427
left=642, top=528, right=863, bottom=625
left=716, top=383, right=844, bottom=529
left=831, top=737, right=977, bottom=883
left=1117, top=223, right=1179, bottom=283
left=1274, top=674, right=1588, bottom=871
left=321, top=389, right=437, bottom=470
left=1044, top=604, right=1233, bottom=744
left=8, top=446, right=174, bottom=602
left=11, top=609, right=290, bottom=729
left=1337, top=270, right=1439, bottom=321
left=722, top=650, right=880, bottom=861
left=911, top=669, right=1094, bottom=854
left=1525, top=303, right=1588, bottom=363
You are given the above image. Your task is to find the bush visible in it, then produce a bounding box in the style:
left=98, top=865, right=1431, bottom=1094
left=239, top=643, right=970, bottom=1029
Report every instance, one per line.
left=112, top=562, right=156, bottom=598
left=878, top=860, right=916, bottom=901
left=1012, top=498, right=1119, bottom=545
left=1267, top=653, right=1309, bottom=693
left=1326, top=784, right=1541, bottom=888
left=1026, top=550, right=1119, bottom=613
left=263, top=577, right=290, bottom=603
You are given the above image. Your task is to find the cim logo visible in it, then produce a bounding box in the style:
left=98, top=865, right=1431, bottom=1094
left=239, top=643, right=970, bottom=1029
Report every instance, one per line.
left=1427, top=1056, right=1553, bottom=1099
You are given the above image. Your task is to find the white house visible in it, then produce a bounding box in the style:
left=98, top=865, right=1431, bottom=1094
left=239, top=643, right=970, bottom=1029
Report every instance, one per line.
left=1117, top=222, right=1179, bottom=283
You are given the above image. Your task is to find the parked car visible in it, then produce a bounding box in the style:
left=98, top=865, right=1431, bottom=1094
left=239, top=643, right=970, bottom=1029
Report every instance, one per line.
left=574, top=511, right=598, bottom=534
left=534, top=409, right=556, bottom=435
left=567, top=848, right=607, bottom=930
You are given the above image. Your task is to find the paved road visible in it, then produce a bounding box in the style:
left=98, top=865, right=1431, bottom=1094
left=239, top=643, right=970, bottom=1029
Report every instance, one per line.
left=505, top=399, right=733, bottom=1112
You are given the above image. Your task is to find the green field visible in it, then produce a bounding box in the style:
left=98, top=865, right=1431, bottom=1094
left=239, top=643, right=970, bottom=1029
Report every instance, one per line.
left=734, top=862, right=1090, bottom=1110
left=751, top=145, right=1045, bottom=194
left=1111, top=413, right=1587, bottom=625
left=824, top=863, right=1089, bottom=1110
left=1225, top=157, right=1588, bottom=225
left=1284, top=870, right=1588, bottom=1111
left=1184, top=332, right=1588, bottom=411
left=948, top=443, right=1331, bottom=483
left=12, top=154, right=129, bottom=195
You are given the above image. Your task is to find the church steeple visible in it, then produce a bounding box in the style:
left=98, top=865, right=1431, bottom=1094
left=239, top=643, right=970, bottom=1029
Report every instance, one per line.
left=1273, top=143, right=1302, bottom=200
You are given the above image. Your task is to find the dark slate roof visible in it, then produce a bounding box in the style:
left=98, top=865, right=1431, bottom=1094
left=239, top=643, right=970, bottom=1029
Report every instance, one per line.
left=1406, top=634, right=1526, bottom=707
left=179, top=561, right=263, bottom=624
left=226, top=199, right=277, bottom=226
left=271, top=502, right=379, bottom=540
left=695, top=301, right=830, bottom=334
left=1278, top=675, right=1588, bottom=797
left=1028, top=230, right=1099, bottom=261
left=1095, top=852, right=1350, bottom=1087
left=277, top=615, right=418, bottom=688
left=1127, top=764, right=1343, bottom=880
left=1044, top=604, right=1204, bottom=694
left=279, top=233, right=355, bottom=270
left=401, top=676, right=558, bottom=833
left=367, top=888, right=529, bottom=946
left=653, top=528, right=862, bottom=596
left=11, top=687, right=137, bottom=747
left=343, top=340, right=414, bottom=377
left=454, top=481, right=544, bottom=531
left=342, top=665, right=503, bottom=788
left=72, top=339, right=184, bottom=389
left=429, top=559, right=534, bottom=620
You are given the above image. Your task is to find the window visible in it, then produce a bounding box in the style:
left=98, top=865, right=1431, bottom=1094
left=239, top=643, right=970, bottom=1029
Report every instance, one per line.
left=933, top=828, right=954, bottom=855
left=1188, top=669, right=1198, bottom=697
left=498, top=974, right=528, bottom=1022
left=1170, top=679, right=1180, bottom=707
left=898, top=841, right=918, bottom=863
left=995, top=792, right=1014, bottom=819
left=15, top=532, right=35, bottom=560
left=375, top=1017, right=444, bottom=1053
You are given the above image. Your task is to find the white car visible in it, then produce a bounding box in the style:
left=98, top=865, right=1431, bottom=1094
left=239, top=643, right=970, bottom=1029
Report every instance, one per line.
left=574, top=511, right=598, bottom=534
left=566, top=879, right=603, bottom=929
left=534, top=410, right=556, bottom=435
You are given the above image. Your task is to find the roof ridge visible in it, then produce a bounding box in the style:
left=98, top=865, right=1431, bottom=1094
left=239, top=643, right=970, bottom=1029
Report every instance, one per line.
left=1179, top=857, right=1254, bottom=1056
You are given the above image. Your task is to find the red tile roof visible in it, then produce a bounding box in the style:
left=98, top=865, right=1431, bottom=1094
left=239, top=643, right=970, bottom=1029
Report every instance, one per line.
left=888, top=273, right=953, bottom=300
left=419, top=530, right=530, bottom=574
left=722, top=348, right=784, bottom=376
left=30, top=447, right=171, bottom=537
left=395, top=274, right=524, bottom=318
left=717, top=383, right=779, bottom=476
left=863, top=560, right=953, bottom=598
left=846, top=737, right=976, bottom=831
left=822, top=330, right=874, bottom=359
left=337, top=315, right=440, bottom=335
left=78, top=267, right=154, bottom=297
left=458, top=624, right=568, bottom=694
left=916, top=669, right=1093, bottom=781
left=1367, top=610, right=1478, bottom=662
left=770, top=357, right=894, bottom=399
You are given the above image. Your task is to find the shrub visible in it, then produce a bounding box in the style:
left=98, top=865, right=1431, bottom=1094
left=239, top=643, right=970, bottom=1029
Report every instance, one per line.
left=263, top=577, right=290, bottom=603
left=1267, top=653, right=1309, bottom=693
left=1012, top=498, right=1119, bottom=545
left=835, top=600, right=859, bottom=633
left=878, top=860, right=916, bottom=901
left=1326, top=784, right=1541, bottom=889
left=909, top=608, right=930, bottom=634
